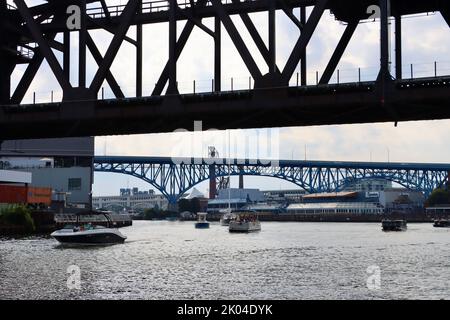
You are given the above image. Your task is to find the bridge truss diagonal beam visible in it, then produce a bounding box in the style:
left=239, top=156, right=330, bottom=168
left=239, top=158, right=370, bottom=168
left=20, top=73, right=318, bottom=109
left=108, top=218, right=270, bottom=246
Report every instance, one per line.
left=282, top=0, right=328, bottom=83
left=86, top=34, right=125, bottom=99
left=319, top=19, right=359, bottom=84
left=89, top=0, right=140, bottom=95
left=10, top=34, right=56, bottom=104
left=152, top=0, right=209, bottom=96
left=14, top=0, right=72, bottom=91
left=211, top=0, right=263, bottom=82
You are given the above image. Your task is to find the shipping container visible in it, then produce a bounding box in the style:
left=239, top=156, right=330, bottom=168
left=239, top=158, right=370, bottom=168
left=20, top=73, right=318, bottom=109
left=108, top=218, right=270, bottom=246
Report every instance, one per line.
left=0, top=185, right=52, bottom=206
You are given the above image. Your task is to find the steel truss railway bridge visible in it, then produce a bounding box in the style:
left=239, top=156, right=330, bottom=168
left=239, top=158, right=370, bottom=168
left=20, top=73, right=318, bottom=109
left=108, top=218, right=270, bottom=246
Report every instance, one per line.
left=0, top=0, right=449, bottom=140
left=94, top=156, right=450, bottom=203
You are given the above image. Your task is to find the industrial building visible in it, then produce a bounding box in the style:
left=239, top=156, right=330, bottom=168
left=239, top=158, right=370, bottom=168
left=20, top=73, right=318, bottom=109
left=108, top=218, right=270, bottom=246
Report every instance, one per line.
left=207, top=188, right=264, bottom=213
left=0, top=169, right=51, bottom=207
left=0, top=138, right=94, bottom=208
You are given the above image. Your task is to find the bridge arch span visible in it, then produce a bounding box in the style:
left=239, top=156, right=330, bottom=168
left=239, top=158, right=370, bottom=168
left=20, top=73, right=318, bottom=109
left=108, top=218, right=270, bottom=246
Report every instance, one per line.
left=94, top=157, right=450, bottom=204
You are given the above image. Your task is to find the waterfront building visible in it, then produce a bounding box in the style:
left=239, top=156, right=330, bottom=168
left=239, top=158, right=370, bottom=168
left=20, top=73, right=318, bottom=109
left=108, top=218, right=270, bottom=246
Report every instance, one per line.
left=286, top=202, right=384, bottom=215
left=263, top=189, right=307, bottom=203
left=243, top=203, right=286, bottom=214
left=241, top=188, right=425, bottom=216
left=0, top=138, right=94, bottom=208
left=207, top=188, right=264, bottom=213
left=379, top=188, right=425, bottom=213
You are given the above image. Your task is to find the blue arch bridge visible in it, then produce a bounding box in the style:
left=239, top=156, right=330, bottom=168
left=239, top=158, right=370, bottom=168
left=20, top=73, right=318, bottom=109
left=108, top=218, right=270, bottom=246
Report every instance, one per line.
left=93, top=157, right=450, bottom=204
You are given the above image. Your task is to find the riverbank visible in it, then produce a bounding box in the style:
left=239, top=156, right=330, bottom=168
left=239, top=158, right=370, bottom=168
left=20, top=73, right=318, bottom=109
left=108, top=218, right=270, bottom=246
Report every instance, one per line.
left=184, top=212, right=441, bottom=223
left=0, top=210, right=132, bottom=237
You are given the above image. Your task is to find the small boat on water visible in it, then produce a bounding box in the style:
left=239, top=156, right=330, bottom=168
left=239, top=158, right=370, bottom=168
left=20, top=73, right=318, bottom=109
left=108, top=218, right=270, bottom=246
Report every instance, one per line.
left=195, top=212, right=210, bottom=229
left=229, top=211, right=261, bottom=233
left=382, top=219, right=407, bottom=232
left=51, top=212, right=127, bottom=245
left=433, top=219, right=450, bottom=228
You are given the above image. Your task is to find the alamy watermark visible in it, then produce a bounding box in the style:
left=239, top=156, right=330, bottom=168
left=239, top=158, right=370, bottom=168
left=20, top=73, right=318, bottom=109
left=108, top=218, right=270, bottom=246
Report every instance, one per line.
left=67, top=265, right=81, bottom=290
left=366, top=265, right=381, bottom=290
left=170, top=121, right=280, bottom=167
left=66, top=5, right=82, bottom=31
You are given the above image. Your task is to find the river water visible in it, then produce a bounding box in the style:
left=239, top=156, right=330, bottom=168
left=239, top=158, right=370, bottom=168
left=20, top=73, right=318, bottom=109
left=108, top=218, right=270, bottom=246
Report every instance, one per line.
left=0, top=221, right=449, bottom=300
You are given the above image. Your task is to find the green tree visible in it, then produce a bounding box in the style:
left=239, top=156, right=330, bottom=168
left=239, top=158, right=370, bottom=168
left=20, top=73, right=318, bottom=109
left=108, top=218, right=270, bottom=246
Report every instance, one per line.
left=0, top=205, right=35, bottom=233
left=425, top=188, right=450, bottom=207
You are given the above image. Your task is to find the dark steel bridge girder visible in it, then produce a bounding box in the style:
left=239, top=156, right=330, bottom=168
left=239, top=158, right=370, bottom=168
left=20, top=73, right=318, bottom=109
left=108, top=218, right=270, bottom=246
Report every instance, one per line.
left=1, top=77, right=449, bottom=141
left=1, top=0, right=449, bottom=135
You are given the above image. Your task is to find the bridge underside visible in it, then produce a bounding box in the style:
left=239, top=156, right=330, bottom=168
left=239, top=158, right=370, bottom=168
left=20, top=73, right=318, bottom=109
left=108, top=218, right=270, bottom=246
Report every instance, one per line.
left=1, top=0, right=449, bottom=140
left=1, top=77, right=449, bottom=140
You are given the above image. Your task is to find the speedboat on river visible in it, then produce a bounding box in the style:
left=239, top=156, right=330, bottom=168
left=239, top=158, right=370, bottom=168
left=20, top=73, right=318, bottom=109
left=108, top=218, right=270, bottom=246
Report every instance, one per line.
left=51, top=212, right=127, bottom=245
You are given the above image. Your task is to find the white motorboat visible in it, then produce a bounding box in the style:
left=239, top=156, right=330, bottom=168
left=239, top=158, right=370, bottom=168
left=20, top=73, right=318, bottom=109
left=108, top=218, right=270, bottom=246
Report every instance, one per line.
left=51, top=224, right=127, bottom=245
left=51, top=212, right=127, bottom=245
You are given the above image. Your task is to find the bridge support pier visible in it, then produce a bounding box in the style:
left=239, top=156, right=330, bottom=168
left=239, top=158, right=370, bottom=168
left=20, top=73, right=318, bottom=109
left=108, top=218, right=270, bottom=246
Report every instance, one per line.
left=214, top=16, right=221, bottom=92
left=136, top=0, right=143, bottom=97
left=167, top=0, right=178, bottom=94
left=300, top=6, right=307, bottom=86
left=239, top=174, right=244, bottom=189
left=209, top=165, right=217, bottom=199
left=378, top=0, right=399, bottom=125
left=379, top=0, right=392, bottom=81
left=447, top=171, right=450, bottom=190
left=268, top=0, right=276, bottom=74
left=394, top=14, right=402, bottom=80
left=0, top=2, right=11, bottom=105
left=79, top=0, right=87, bottom=88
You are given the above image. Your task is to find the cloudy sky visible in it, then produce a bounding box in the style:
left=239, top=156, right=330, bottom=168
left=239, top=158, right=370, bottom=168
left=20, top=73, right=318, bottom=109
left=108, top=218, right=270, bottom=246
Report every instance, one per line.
left=9, top=1, right=450, bottom=196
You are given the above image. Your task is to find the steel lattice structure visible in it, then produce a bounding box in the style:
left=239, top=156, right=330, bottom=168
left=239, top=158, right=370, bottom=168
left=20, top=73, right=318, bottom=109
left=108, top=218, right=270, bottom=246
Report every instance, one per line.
left=94, top=156, right=450, bottom=203
left=0, top=0, right=449, bottom=140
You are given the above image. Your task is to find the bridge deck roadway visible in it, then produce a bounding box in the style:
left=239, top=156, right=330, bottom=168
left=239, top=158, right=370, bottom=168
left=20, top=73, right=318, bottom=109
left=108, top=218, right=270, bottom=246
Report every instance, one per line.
left=0, top=77, right=449, bottom=140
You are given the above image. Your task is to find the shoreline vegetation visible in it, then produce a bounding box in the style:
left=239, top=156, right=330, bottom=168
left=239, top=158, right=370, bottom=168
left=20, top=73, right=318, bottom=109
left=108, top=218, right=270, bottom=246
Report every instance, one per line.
left=0, top=205, right=35, bottom=234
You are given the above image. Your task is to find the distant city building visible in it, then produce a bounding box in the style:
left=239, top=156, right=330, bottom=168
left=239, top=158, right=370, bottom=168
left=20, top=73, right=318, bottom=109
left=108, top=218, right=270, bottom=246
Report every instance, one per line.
left=263, top=189, right=307, bottom=203
left=120, top=188, right=154, bottom=196
left=344, top=179, right=392, bottom=192
left=93, top=188, right=168, bottom=211
left=0, top=138, right=94, bottom=207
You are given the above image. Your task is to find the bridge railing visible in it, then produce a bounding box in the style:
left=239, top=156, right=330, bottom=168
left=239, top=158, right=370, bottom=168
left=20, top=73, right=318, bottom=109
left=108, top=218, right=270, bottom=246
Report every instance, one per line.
left=84, top=0, right=260, bottom=19
left=17, top=60, right=450, bottom=104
